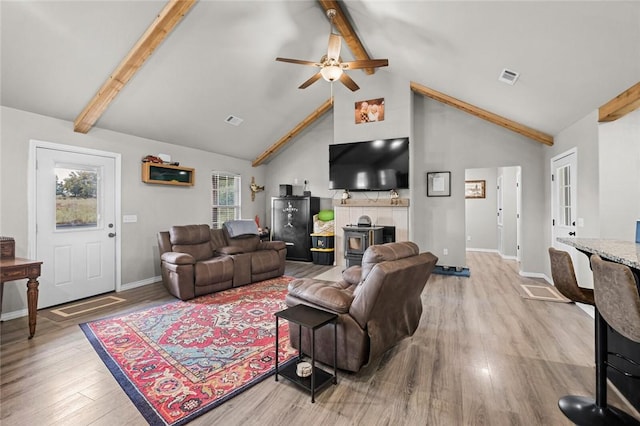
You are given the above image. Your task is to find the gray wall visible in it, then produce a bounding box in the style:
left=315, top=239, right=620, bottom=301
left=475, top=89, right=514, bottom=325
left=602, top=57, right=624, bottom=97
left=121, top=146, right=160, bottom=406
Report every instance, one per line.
left=543, top=110, right=601, bottom=287
left=1, top=106, right=265, bottom=316
left=412, top=95, right=546, bottom=273
left=598, top=108, right=640, bottom=240
left=264, top=82, right=549, bottom=274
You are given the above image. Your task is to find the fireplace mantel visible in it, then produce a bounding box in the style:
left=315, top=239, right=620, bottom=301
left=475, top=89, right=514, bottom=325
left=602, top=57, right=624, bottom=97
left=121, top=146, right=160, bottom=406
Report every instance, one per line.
left=332, top=198, right=409, bottom=207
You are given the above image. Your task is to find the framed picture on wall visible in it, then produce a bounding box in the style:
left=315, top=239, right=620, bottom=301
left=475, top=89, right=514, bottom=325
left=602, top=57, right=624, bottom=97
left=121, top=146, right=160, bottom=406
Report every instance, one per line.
left=355, top=98, right=385, bottom=124
left=465, top=180, right=486, bottom=199
left=426, top=171, right=451, bottom=197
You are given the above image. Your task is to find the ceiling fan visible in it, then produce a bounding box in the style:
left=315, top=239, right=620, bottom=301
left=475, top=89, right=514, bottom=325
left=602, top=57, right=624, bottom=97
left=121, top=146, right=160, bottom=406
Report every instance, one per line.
left=276, top=9, right=388, bottom=92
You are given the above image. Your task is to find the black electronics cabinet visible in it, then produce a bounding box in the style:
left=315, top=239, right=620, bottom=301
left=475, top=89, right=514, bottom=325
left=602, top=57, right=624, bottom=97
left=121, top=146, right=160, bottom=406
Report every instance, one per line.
left=271, top=196, right=320, bottom=261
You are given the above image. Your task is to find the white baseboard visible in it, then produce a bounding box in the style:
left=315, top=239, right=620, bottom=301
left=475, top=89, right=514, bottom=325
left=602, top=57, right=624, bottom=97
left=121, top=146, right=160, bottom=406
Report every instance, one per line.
left=120, top=275, right=162, bottom=291
left=466, top=248, right=499, bottom=253
left=0, top=308, right=28, bottom=321
left=520, top=271, right=551, bottom=282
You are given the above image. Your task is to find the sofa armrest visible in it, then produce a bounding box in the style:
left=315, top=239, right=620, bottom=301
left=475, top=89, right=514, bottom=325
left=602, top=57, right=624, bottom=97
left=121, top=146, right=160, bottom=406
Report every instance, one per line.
left=288, top=279, right=354, bottom=314
left=258, top=240, right=286, bottom=251
left=216, top=246, right=244, bottom=255
left=161, top=252, right=195, bottom=265
left=342, top=266, right=362, bottom=285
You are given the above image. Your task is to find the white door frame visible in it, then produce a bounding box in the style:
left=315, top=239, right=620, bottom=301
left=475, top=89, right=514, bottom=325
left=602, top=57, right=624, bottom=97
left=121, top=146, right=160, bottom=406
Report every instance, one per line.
left=28, top=140, right=122, bottom=291
left=550, top=147, right=579, bottom=269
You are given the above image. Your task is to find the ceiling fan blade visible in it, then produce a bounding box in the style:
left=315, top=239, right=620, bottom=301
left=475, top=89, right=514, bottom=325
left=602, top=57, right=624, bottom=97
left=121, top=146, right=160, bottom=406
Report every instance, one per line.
left=341, top=59, right=389, bottom=70
left=276, top=57, right=320, bottom=67
left=327, top=33, right=341, bottom=60
left=298, top=72, right=323, bottom=89
left=339, top=73, right=360, bottom=92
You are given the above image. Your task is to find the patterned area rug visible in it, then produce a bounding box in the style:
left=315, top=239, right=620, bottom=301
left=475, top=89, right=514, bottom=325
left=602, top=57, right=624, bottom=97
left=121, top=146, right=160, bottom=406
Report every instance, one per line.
left=80, top=276, right=297, bottom=426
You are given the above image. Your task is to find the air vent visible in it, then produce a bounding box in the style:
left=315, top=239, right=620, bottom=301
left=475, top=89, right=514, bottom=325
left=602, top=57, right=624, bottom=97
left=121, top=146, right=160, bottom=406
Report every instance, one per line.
left=224, top=115, right=243, bottom=126
left=498, top=68, right=520, bottom=85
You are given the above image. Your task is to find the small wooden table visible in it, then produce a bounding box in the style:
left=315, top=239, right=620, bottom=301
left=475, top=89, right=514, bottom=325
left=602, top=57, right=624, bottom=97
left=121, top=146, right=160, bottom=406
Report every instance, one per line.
left=1, top=257, right=43, bottom=338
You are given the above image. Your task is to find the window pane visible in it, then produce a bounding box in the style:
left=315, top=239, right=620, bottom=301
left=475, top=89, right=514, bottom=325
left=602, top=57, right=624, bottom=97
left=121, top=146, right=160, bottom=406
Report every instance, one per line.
left=211, top=172, right=240, bottom=229
left=56, top=167, right=98, bottom=229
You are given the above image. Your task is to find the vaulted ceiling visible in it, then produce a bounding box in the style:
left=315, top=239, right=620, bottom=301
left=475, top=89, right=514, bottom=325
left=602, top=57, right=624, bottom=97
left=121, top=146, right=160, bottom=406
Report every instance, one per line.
left=2, top=1, right=639, bottom=163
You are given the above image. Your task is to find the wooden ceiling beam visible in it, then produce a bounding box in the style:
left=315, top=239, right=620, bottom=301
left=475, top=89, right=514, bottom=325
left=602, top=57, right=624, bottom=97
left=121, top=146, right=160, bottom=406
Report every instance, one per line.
left=318, top=0, right=376, bottom=75
left=410, top=81, right=554, bottom=146
left=599, top=81, right=640, bottom=123
left=74, top=0, right=197, bottom=134
left=252, top=99, right=334, bottom=167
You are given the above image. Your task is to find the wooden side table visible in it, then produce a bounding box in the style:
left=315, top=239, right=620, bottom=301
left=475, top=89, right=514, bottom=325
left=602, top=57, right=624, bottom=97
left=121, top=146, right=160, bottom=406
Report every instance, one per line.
left=1, top=257, right=43, bottom=338
left=275, top=304, right=337, bottom=403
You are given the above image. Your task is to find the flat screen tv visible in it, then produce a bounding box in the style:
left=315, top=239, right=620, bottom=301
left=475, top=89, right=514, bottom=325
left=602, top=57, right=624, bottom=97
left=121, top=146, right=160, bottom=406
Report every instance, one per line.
left=329, top=137, right=409, bottom=191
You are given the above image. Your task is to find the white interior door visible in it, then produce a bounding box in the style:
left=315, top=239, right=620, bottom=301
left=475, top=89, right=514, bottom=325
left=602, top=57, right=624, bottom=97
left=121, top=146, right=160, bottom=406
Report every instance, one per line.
left=551, top=149, right=578, bottom=258
left=36, top=147, right=116, bottom=308
left=497, top=175, right=504, bottom=254
left=516, top=169, right=522, bottom=262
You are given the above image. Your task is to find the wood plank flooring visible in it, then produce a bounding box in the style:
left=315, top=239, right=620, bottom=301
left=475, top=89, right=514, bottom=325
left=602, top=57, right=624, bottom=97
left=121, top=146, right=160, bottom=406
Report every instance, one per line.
left=1, top=252, right=638, bottom=425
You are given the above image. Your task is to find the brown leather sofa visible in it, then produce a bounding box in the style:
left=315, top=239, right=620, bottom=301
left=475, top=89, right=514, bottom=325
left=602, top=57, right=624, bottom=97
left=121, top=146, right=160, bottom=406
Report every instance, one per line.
left=157, top=222, right=286, bottom=300
left=285, top=241, right=438, bottom=372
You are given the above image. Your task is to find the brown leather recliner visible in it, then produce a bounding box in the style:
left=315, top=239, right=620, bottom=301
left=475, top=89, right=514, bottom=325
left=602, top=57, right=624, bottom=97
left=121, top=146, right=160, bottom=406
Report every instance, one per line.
left=285, top=241, right=438, bottom=372
left=157, top=223, right=286, bottom=300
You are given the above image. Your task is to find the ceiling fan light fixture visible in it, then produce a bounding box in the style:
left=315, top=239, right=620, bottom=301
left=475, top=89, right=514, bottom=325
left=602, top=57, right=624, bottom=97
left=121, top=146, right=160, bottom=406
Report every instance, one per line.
left=320, top=65, right=343, bottom=82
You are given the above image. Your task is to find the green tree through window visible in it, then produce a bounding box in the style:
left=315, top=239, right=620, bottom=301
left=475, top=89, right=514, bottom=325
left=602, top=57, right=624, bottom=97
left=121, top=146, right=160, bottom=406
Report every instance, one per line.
left=212, top=172, right=241, bottom=229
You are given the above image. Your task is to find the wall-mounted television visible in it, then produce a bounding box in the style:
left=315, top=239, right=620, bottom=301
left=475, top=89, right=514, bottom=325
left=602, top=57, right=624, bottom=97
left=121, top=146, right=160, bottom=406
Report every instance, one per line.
left=329, top=137, right=409, bottom=191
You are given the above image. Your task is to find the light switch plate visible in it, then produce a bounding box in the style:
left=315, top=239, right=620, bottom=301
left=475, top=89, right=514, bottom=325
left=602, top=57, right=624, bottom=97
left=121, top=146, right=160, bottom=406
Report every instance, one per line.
left=123, top=215, right=137, bottom=223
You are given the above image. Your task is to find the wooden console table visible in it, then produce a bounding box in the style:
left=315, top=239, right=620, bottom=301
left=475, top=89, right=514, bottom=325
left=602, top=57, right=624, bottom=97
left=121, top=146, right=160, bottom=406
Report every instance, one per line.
left=1, top=257, right=43, bottom=338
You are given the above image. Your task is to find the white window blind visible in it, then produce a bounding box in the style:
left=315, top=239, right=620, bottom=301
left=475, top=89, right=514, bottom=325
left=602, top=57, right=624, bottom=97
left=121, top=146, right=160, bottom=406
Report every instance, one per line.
left=211, top=172, right=241, bottom=229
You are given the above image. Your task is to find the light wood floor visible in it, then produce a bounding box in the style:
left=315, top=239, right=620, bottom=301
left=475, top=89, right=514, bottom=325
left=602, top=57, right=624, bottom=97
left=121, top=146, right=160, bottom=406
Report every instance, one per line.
left=1, top=252, right=638, bottom=425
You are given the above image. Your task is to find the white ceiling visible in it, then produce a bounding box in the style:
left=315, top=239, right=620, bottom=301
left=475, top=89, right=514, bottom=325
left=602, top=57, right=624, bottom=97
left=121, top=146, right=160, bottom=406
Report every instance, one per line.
left=2, top=1, right=639, bottom=162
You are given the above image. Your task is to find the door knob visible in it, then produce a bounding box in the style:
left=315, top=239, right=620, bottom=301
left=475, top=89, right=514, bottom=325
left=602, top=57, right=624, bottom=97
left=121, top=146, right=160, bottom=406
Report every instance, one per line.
left=568, top=231, right=576, bottom=236
left=108, top=233, right=116, bottom=238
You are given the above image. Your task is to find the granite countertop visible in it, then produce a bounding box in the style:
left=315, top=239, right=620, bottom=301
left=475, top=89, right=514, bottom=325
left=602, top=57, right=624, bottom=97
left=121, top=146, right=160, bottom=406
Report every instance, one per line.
left=557, top=237, right=640, bottom=270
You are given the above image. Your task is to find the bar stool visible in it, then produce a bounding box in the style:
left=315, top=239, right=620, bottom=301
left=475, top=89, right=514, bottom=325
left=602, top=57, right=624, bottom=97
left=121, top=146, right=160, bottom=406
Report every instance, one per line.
left=548, top=247, right=595, bottom=305
left=558, top=254, right=640, bottom=425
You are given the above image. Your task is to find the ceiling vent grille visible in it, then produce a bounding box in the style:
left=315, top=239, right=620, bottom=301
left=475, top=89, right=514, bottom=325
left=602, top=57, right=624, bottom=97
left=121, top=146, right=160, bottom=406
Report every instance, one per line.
left=224, top=115, right=243, bottom=126
left=498, top=68, right=520, bottom=85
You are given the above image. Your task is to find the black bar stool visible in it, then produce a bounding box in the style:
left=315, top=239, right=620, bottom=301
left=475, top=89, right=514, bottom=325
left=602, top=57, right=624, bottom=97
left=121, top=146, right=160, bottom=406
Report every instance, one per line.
left=558, top=254, right=640, bottom=425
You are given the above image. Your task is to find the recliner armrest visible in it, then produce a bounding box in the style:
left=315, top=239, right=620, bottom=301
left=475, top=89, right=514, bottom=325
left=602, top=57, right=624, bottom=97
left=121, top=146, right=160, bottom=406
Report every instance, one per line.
left=216, top=246, right=244, bottom=255
left=258, top=240, right=286, bottom=251
left=288, top=279, right=354, bottom=314
left=161, top=252, right=195, bottom=265
left=342, top=266, right=362, bottom=285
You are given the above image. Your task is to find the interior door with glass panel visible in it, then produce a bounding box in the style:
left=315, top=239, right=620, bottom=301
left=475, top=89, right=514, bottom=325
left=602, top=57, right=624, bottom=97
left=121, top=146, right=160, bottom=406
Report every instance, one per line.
left=551, top=150, right=578, bottom=257
left=36, top=147, right=116, bottom=308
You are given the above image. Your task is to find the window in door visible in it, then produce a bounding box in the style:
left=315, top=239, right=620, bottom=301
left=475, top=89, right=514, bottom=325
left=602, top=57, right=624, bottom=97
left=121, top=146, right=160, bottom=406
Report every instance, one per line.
left=55, top=166, right=99, bottom=229
left=211, top=172, right=241, bottom=229
left=558, top=164, right=572, bottom=227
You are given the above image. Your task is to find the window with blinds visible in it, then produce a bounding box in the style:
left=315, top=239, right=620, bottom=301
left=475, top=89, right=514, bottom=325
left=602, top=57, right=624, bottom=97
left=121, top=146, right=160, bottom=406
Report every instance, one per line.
left=211, top=172, right=241, bottom=229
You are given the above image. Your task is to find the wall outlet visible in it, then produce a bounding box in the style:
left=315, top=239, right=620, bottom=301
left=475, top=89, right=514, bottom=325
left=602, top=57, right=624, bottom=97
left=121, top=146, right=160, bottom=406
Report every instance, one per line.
left=443, top=248, right=448, bottom=255
left=467, top=235, right=471, bottom=241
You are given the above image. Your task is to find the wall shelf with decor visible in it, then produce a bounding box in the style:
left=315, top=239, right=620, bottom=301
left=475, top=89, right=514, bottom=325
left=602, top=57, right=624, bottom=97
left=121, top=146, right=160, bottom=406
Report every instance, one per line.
left=141, top=162, right=195, bottom=186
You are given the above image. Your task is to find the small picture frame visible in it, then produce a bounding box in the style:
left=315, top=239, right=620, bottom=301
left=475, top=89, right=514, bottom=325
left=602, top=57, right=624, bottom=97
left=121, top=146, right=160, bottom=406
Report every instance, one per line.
left=465, top=180, right=486, bottom=199
left=427, top=172, right=451, bottom=197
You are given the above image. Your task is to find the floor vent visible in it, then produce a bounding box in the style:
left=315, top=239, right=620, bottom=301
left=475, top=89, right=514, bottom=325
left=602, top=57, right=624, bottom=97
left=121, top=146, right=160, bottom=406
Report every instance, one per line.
left=498, top=68, right=520, bottom=85
left=224, top=115, right=244, bottom=126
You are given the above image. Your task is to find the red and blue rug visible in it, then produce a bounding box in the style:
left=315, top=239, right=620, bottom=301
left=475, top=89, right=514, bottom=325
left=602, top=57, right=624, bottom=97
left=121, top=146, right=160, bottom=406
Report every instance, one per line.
left=80, top=276, right=297, bottom=426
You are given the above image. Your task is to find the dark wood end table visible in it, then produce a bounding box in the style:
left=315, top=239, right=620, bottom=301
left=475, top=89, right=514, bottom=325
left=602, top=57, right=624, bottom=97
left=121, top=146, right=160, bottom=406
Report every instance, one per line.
left=1, top=257, right=43, bottom=338
left=275, top=304, right=337, bottom=403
